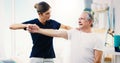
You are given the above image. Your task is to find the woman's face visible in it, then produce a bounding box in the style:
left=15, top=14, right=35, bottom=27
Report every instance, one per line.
left=39, top=9, right=51, bottom=21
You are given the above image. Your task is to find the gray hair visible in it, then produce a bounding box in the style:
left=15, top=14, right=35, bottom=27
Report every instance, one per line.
left=83, top=11, right=93, bottom=27
left=86, top=11, right=93, bottom=21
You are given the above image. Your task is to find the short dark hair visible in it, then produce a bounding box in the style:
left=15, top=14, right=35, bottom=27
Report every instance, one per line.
left=34, top=1, right=51, bottom=14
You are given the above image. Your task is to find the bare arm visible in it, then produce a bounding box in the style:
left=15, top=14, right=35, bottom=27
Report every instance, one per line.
left=60, top=24, right=72, bottom=30
left=94, top=50, right=103, bottom=63
left=9, top=24, right=28, bottom=30
left=27, top=24, right=68, bottom=39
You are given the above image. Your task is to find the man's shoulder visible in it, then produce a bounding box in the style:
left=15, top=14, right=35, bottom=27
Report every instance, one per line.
left=67, top=28, right=79, bottom=34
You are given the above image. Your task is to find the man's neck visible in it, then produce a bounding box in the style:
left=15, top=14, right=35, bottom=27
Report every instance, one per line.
left=77, top=27, right=92, bottom=33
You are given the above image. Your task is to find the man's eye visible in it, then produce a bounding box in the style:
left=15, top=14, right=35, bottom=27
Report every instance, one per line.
left=81, top=18, right=84, bottom=20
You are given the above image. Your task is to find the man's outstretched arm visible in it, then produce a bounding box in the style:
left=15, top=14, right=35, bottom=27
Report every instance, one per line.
left=27, top=24, right=68, bottom=39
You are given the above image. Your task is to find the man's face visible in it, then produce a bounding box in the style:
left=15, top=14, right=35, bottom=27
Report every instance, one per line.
left=78, top=12, right=91, bottom=28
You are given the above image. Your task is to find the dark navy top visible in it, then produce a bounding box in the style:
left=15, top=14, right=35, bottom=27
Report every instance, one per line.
left=22, top=18, right=61, bottom=58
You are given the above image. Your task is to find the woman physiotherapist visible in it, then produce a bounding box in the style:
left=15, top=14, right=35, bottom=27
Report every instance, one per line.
left=10, top=1, right=71, bottom=63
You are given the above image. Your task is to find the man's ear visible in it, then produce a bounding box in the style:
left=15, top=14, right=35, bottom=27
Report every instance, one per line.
left=89, top=20, right=93, bottom=27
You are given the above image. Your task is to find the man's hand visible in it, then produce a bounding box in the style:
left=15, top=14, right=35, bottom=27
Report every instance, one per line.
left=27, top=24, right=40, bottom=33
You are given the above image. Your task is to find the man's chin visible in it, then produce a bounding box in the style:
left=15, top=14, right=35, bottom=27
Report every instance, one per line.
left=79, top=26, right=83, bottom=28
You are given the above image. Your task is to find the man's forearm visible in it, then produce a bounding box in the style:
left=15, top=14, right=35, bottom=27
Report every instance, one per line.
left=27, top=24, right=68, bottom=39
left=38, top=29, right=60, bottom=37
left=38, top=28, right=67, bottom=39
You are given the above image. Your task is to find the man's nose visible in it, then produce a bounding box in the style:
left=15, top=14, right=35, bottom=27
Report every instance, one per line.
left=78, top=20, right=81, bottom=23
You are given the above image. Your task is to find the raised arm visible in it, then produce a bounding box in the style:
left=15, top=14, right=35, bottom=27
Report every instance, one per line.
left=60, top=24, right=72, bottom=30
left=27, top=24, right=68, bottom=39
left=9, top=24, right=28, bottom=30
left=94, top=50, right=103, bottom=63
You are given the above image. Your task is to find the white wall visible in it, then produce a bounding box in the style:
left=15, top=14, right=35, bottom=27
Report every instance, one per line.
left=0, top=0, right=13, bottom=59
left=114, top=0, right=120, bottom=34
left=0, top=0, right=6, bottom=58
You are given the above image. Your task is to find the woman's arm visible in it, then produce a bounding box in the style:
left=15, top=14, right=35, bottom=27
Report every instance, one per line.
left=9, top=24, right=28, bottom=30
left=60, top=24, right=72, bottom=30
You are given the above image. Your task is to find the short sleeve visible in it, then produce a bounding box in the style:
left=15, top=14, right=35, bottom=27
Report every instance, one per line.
left=50, top=20, right=61, bottom=29
left=67, top=29, right=74, bottom=40
left=22, top=20, right=34, bottom=24
left=22, top=19, right=37, bottom=30
left=94, top=34, right=105, bottom=51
